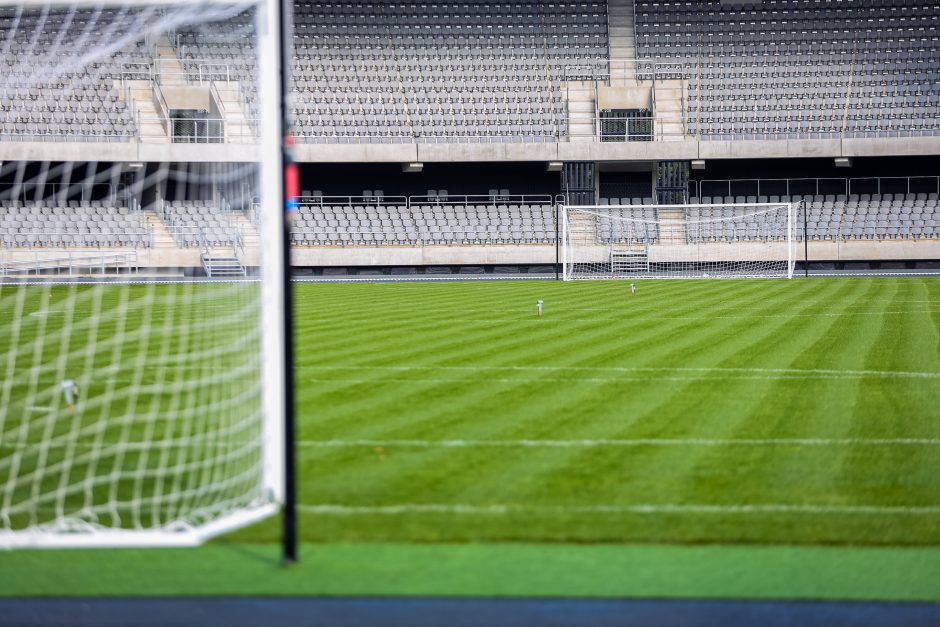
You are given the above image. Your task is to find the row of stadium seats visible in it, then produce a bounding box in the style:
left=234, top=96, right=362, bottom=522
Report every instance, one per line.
left=1, top=194, right=935, bottom=251
left=600, top=194, right=940, bottom=243
left=636, top=0, right=940, bottom=139
left=175, top=1, right=608, bottom=142
left=161, top=201, right=241, bottom=248
left=0, top=202, right=150, bottom=248
left=5, top=2, right=937, bottom=143
left=0, top=8, right=143, bottom=141
left=292, top=201, right=556, bottom=246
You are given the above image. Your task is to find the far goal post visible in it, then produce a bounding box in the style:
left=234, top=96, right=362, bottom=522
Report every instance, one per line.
left=562, top=202, right=796, bottom=280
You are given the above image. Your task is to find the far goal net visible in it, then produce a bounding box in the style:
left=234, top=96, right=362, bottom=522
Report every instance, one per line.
left=0, top=0, right=287, bottom=548
left=562, top=203, right=796, bottom=280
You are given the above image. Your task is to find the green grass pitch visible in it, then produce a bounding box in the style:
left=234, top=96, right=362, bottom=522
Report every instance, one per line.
left=1, top=276, right=940, bottom=598
left=275, top=277, right=940, bottom=546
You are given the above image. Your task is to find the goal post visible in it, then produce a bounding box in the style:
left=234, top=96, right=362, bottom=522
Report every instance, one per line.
left=562, top=202, right=796, bottom=280
left=0, top=0, right=288, bottom=548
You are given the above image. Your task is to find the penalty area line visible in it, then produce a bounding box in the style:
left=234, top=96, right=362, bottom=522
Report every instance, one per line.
left=298, top=503, right=940, bottom=516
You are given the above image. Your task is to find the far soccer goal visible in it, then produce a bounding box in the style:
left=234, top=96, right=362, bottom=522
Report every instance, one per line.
left=0, top=0, right=290, bottom=548
left=562, top=202, right=797, bottom=280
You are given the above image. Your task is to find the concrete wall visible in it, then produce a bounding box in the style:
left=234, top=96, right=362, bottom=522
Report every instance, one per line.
left=4, top=238, right=937, bottom=273
left=2, top=135, right=938, bottom=165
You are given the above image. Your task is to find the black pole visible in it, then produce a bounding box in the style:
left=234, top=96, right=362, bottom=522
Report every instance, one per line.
left=802, top=200, right=809, bottom=278
left=279, top=0, right=298, bottom=565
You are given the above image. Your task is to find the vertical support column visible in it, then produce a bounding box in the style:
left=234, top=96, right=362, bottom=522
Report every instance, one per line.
left=656, top=160, right=689, bottom=205
left=562, top=161, right=596, bottom=205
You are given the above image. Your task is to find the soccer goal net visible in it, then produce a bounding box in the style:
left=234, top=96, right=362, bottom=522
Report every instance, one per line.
left=0, top=1, right=287, bottom=548
left=562, top=203, right=796, bottom=280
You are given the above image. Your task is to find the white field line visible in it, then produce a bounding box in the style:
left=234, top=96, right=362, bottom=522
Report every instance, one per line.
left=298, top=438, right=940, bottom=448
left=4, top=437, right=938, bottom=451
left=302, top=364, right=940, bottom=380
left=309, top=375, right=919, bottom=384
left=311, top=310, right=940, bottom=325
left=298, top=503, right=940, bottom=516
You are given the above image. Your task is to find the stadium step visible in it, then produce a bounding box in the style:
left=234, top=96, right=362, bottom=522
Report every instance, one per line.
left=610, top=248, right=649, bottom=275
left=213, top=81, right=252, bottom=142
left=200, top=254, right=246, bottom=278
left=653, top=79, right=687, bottom=141
left=155, top=35, right=186, bottom=85
left=567, top=210, right=600, bottom=244
left=657, top=207, right=687, bottom=244
left=120, top=80, right=169, bottom=144
left=607, top=0, right=638, bottom=79
left=563, top=80, right=596, bottom=142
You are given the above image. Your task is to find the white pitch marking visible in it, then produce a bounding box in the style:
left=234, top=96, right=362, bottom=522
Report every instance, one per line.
left=299, top=503, right=940, bottom=516
left=24, top=406, right=55, bottom=412
left=302, top=364, right=940, bottom=380
left=299, top=438, right=940, bottom=448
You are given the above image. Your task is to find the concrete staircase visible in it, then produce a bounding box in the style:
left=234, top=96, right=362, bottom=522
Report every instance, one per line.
left=657, top=207, right=687, bottom=244
left=567, top=210, right=600, bottom=244
left=201, top=254, right=246, bottom=278
left=155, top=35, right=186, bottom=85
left=119, top=79, right=168, bottom=143
left=146, top=212, right=176, bottom=247
left=563, top=80, right=596, bottom=141
left=213, top=81, right=252, bottom=142
left=607, top=0, right=638, bottom=80
left=653, top=79, right=686, bottom=141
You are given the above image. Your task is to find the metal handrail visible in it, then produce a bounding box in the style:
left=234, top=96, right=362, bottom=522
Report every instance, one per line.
left=0, top=230, right=153, bottom=249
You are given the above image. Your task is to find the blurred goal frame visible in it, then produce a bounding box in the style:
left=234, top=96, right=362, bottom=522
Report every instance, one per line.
left=0, top=0, right=295, bottom=555
left=561, top=202, right=797, bottom=280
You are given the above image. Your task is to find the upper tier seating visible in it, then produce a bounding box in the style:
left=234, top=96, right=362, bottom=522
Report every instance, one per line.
left=177, top=1, right=609, bottom=142
left=635, top=0, right=940, bottom=139
left=0, top=201, right=150, bottom=248
left=0, top=8, right=142, bottom=141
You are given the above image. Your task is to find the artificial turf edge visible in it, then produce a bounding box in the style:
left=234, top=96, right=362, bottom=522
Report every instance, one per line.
left=1, top=541, right=938, bottom=602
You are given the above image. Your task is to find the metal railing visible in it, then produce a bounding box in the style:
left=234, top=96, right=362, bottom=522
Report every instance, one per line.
left=135, top=116, right=259, bottom=143
left=0, top=230, right=153, bottom=249
left=0, top=251, right=139, bottom=276
left=693, top=176, right=940, bottom=199
left=0, top=130, right=135, bottom=143
left=155, top=60, right=234, bottom=85
left=296, top=194, right=553, bottom=209
left=164, top=224, right=242, bottom=254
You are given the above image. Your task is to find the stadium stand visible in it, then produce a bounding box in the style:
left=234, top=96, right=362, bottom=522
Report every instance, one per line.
left=291, top=1, right=607, bottom=142
left=634, top=0, right=940, bottom=139
left=0, top=1, right=936, bottom=277
left=292, top=196, right=557, bottom=246
left=160, top=200, right=242, bottom=248
left=602, top=194, right=940, bottom=242
left=0, top=8, right=141, bottom=141
left=175, top=1, right=608, bottom=142
left=0, top=201, right=150, bottom=248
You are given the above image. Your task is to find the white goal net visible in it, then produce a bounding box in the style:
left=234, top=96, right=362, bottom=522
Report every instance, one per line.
left=563, top=203, right=796, bottom=280
left=0, top=0, right=286, bottom=547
